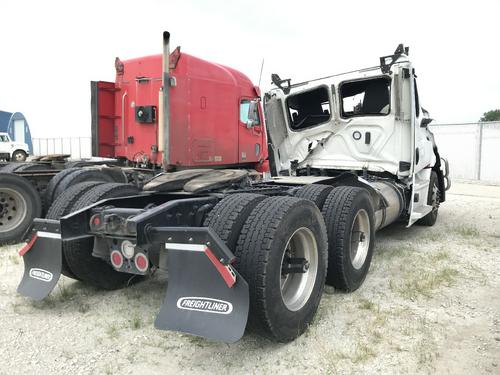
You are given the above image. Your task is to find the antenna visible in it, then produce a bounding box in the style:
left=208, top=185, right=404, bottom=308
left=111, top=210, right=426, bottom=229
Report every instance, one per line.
left=258, top=58, right=265, bottom=87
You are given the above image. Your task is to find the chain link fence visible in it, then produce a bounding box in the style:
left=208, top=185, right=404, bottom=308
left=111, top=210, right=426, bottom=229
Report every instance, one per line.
left=430, top=121, right=500, bottom=182
left=32, top=137, right=92, bottom=159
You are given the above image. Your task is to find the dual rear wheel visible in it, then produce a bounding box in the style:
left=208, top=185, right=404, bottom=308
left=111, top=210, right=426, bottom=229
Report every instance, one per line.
left=204, top=185, right=375, bottom=342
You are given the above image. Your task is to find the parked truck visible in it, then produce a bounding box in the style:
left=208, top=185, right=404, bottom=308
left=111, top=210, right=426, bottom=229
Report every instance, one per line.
left=0, top=132, right=30, bottom=162
left=15, top=36, right=449, bottom=343
left=0, top=31, right=267, bottom=244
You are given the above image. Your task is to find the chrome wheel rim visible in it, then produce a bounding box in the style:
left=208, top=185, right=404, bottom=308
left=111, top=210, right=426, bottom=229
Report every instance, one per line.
left=350, top=209, right=370, bottom=270
left=0, top=188, right=27, bottom=232
left=14, top=153, right=25, bottom=161
left=280, top=227, right=318, bottom=312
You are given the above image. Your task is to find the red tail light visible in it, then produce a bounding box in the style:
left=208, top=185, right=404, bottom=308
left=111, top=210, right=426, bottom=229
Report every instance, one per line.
left=134, top=253, right=148, bottom=272
left=89, top=214, right=103, bottom=231
left=110, top=250, right=123, bottom=269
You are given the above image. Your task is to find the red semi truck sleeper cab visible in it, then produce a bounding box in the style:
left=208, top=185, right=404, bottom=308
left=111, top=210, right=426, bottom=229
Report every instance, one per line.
left=91, top=46, right=267, bottom=170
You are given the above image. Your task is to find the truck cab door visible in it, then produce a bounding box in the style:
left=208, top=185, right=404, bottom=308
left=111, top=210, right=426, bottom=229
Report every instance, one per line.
left=406, top=69, right=435, bottom=226
left=238, top=98, right=265, bottom=164
left=0, top=134, right=9, bottom=154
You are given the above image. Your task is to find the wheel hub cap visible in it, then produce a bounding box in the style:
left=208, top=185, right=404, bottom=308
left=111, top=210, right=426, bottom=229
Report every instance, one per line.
left=350, top=209, right=371, bottom=270
left=280, top=227, right=318, bottom=312
left=0, top=188, right=28, bottom=232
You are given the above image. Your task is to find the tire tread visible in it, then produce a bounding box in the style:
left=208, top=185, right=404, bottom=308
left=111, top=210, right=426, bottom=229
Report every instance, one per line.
left=203, top=193, right=267, bottom=250
left=294, top=184, right=334, bottom=209
left=63, top=183, right=140, bottom=289
left=44, top=168, right=80, bottom=208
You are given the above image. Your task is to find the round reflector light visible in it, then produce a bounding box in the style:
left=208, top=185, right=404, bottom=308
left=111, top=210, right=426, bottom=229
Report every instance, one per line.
left=110, top=250, right=123, bottom=269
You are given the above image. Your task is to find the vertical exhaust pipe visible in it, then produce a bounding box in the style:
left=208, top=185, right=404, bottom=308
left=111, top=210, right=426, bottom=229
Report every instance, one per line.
left=160, top=31, right=171, bottom=166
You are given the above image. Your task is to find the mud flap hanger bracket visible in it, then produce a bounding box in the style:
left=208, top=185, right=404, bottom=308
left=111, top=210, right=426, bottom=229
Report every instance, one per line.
left=147, top=226, right=236, bottom=266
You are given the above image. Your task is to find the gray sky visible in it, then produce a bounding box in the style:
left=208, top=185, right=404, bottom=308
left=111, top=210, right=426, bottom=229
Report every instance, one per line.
left=1, top=0, right=499, bottom=137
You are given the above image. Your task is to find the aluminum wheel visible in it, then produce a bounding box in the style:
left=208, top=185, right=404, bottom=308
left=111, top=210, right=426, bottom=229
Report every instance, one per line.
left=0, top=187, right=28, bottom=232
left=280, top=227, right=318, bottom=311
left=350, top=209, right=371, bottom=270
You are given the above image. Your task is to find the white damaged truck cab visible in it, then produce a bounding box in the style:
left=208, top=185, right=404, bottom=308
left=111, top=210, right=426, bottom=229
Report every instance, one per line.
left=265, top=45, right=450, bottom=226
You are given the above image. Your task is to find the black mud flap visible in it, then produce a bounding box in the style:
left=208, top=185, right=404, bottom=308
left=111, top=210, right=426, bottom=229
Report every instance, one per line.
left=17, top=220, right=62, bottom=301
left=152, top=228, right=249, bottom=343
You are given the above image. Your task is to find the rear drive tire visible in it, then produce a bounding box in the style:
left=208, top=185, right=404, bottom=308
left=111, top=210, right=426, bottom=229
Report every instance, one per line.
left=52, top=168, right=121, bottom=201
left=417, top=171, right=440, bottom=226
left=47, top=181, right=105, bottom=219
left=46, top=181, right=105, bottom=280
left=44, top=168, right=81, bottom=208
left=63, top=183, right=141, bottom=290
left=203, top=193, right=267, bottom=251
left=44, top=167, right=125, bottom=209
left=235, top=196, right=328, bottom=342
left=1, top=163, right=25, bottom=172
left=0, top=173, right=42, bottom=244
left=294, top=184, right=334, bottom=210
left=321, top=186, right=375, bottom=292
left=14, top=163, right=51, bottom=172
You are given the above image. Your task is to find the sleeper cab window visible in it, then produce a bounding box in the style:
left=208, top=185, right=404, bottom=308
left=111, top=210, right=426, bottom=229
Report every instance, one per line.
left=240, top=99, right=261, bottom=125
left=286, top=86, right=331, bottom=131
left=340, top=77, right=391, bottom=118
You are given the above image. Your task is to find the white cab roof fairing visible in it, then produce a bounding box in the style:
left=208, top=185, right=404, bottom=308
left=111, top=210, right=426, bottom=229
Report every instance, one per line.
left=265, top=56, right=412, bottom=177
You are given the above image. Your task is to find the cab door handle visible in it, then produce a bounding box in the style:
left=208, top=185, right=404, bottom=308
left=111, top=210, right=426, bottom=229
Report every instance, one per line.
left=252, top=125, right=262, bottom=135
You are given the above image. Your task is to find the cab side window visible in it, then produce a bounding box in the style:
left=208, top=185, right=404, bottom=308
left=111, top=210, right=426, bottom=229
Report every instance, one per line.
left=340, top=77, right=391, bottom=117
left=0, top=135, right=8, bottom=142
left=240, top=99, right=261, bottom=125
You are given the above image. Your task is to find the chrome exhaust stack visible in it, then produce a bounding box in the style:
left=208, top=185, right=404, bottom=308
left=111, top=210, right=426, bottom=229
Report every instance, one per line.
left=161, top=31, right=171, bottom=166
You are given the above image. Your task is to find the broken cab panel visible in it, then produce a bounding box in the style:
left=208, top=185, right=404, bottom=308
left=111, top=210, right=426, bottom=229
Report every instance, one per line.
left=265, top=54, right=418, bottom=179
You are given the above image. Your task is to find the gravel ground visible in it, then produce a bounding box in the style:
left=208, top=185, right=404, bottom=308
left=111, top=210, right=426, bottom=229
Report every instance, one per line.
left=1, top=182, right=499, bottom=375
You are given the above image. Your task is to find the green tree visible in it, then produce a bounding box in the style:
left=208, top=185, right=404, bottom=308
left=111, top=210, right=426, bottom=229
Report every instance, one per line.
left=480, top=109, right=500, bottom=122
